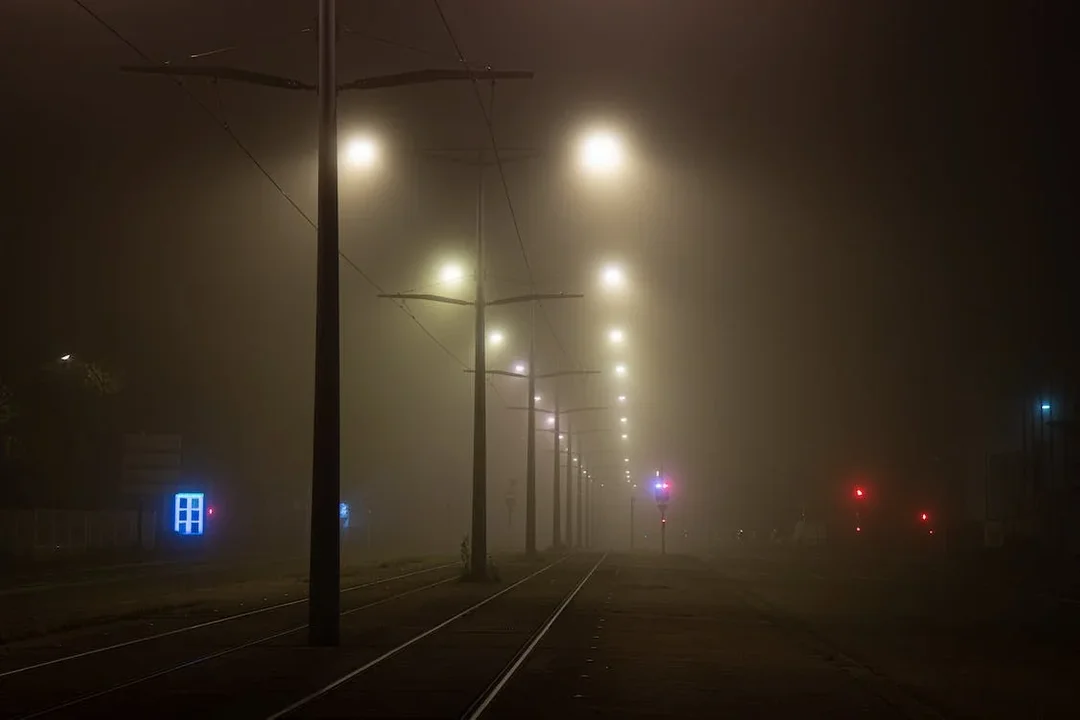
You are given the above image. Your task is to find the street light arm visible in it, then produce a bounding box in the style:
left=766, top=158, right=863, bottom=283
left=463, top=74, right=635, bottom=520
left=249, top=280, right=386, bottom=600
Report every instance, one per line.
left=464, top=370, right=527, bottom=378
left=120, top=64, right=316, bottom=91
left=377, top=293, right=474, bottom=306
left=534, top=370, right=601, bottom=379
left=338, top=68, right=534, bottom=92
left=486, top=292, right=584, bottom=307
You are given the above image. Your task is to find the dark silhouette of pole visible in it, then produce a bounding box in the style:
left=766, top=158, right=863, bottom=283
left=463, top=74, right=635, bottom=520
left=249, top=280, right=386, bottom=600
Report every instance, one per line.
left=525, top=303, right=538, bottom=556
left=469, top=157, right=488, bottom=580
left=576, top=458, right=584, bottom=548
left=308, top=0, right=341, bottom=646
left=552, top=392, right=562, bottom=549
left=565, top=418, right=573, bottom=549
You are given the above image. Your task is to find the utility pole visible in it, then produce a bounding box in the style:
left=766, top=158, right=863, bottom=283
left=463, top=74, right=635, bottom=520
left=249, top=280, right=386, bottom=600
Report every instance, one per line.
left=124, top=19, right=533, bottom=638
left=576, top=457, right=584, bottom=548
left=552, top=392, right=562, bottom=549
left=309, top=0, right=341, bottom=646
left=525, top=303, right=537, bottom=555
left=565, top=418, right=573, bottom=549
left=470, top=155, right=488, bottom=579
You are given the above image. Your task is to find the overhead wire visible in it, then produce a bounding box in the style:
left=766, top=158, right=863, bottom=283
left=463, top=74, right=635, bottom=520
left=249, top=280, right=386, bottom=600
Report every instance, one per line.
left=430, top=0, right=584, bottom=374
left=68, top=0, right=470, bottom=373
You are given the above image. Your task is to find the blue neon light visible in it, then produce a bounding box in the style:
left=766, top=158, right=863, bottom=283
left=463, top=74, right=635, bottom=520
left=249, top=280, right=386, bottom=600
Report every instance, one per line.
left=174, top=492, right=205, bottom=535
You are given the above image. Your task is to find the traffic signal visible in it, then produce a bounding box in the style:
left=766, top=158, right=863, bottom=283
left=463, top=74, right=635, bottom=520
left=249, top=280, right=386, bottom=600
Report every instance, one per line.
left=919, top=512, right=928, bottom=523
left=854, top=486, right=866, bottom=499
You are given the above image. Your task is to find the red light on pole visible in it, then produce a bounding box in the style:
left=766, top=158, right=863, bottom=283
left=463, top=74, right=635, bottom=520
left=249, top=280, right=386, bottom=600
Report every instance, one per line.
left=919, top=512, right=928, bottom=522
left=854, top=486, right=865, bottom=499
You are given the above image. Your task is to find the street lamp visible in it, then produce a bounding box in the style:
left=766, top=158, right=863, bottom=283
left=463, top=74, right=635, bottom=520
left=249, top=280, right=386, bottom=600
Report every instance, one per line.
left=579, top=130, right=624, bottom=174
left=620, top=417, right=628, bottom=424
left=614, top=364, right=627, bottom=377
left=621, top=433, right=629, bottom=440
left=600, top=264, right=626, bottom=290
left=344, top=136, right=379, bottom=168
left=513, top=363, right=527, bottom=374
left=438, top=262, right=466, bottom=287
left=617, top=395, right=626, bottom=403
left=59, top=354, right=73, bottom=362
left=488, top=330, right=505, bottom=347
left=608, top=328, right=625, bottom=344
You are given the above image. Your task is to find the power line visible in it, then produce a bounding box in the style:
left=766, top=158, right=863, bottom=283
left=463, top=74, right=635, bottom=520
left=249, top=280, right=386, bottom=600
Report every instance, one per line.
left=69, top=0, right=468, bottom=372
left=431, top=0, right=584, bottom=374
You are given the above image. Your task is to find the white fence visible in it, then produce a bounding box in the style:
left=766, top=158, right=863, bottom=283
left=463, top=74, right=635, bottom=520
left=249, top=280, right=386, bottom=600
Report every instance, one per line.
left=0, top=508, right=157, bottom=557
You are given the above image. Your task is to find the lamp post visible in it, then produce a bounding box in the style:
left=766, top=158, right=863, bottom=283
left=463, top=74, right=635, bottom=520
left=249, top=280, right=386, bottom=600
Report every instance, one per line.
left=123, top=8, right=532, bottom=639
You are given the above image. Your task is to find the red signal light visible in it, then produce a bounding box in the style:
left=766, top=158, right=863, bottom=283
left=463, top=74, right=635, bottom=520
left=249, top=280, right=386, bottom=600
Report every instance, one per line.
left=854, top=486, right=865, bottom=499
left=919, top=512, right=928, bottom=522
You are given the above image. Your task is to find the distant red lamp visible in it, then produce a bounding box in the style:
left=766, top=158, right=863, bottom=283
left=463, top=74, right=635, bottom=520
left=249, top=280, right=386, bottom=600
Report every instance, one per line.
left=919, top=512, right=928, bottom=522
left=854, top=486, right=865, bottom=499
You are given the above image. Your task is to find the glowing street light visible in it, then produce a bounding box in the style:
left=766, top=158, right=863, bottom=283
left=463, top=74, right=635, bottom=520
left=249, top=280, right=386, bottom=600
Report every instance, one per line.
left=614, top=364, right=627, bottom=377
left=534, top=395, right=542, bottom=402
left=579, top=130, right=624, bottom=174
left=488, top=330, right=505, bottom=347
left=624, top=457, right=630, bottom=463
left=620, top=417, right=628, bottom=424
left=546, top=416, right=555, bottom=427
left=59, top=354, right=73, bottom=362
left=621, top=433, right=629, bottom=440
left=600, top=264, right=626, bottom=290
left=513, top=363, right=526, bottom=374
left=608, top=328, right=625, bottom=344
left=617, top=395, right=626, bottom=403
left=1041, top=402, right=1052, bottom=412
left=344, top=136, right=379, bottom=168
left=438, top=262, right=466, bottom=287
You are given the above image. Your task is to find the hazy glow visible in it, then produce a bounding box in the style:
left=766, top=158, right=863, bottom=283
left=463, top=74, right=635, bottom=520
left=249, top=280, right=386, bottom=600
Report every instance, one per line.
left=620, top=417, right=628, bottom=423
left=608, top=328, right=625, bottom=344
left=513, top=363, right=526, bottom=374
left=615, top=364, right=627, bottom=376
left=624, top=457, right=630, bottom=462
left=345, top=137, right=379, bottom=168
left=439, top=262, right=465, bottom=286
left=621, top=433, right=629, bottom=440
left=546, top=416, right=555, bottom=427
left=580, top=130, right=624, bottom=173
left=488, top=330, right=505, bottom=346
left=59, top=354, right=72, bottom=362
left=1041, top=402, right=1052, bottom=411
left=600, top=265, right=626, bottom=290
left=534, top=395, right=542, bottom=402
left=617, top=395, right=626, bottom=403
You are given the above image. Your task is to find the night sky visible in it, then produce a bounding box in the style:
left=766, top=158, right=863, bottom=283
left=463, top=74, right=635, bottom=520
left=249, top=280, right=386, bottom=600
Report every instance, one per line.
left=0, top=1, right=1064, bottom=547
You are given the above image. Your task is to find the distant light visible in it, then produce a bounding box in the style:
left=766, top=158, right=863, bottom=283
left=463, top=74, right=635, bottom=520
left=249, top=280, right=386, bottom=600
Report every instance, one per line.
left=661, top=518, right=666, bottom=524
left=662, top=483, right=669, bottom=489
left=345, top=137, right=378, bottom=168
left=438, top=263, right=465, bottom=287
left=488, top=330, right=505, bottom=346
left=580, top=131, right=624, bottom=173
left=546, top=416, right=555, bottom=427
left=654, top=482, right=662, bottom=489
left=534, top=395, right=542, bottom=402
left=59, top=354, right=73, bottom=362
left=655, top=470, right=660, bottom=477
left=620, top=417, right=628, bottom=423
left=617, top=395, right=627, bottom=403
left=929, top=528, right=935, bottom=535
left=919, top=512, right=928, bottom=522
left=207, top=507, right=215, bottom=516
left=608, top=328, right=625, bottom=344
left=624, top=458, right=630, bottom=463
left=854, top=487, right=865, bottom=499
left=559, top=433, right=565, bottom=440
left=1041, top=402, right=1051, bottom=412
left=615, top=364, right=627, bottom=377
left=513, top=363, right=526, bottom=374
left=856, top=526, right=862, bottom=533
left=600, top=265, right=626, bottom=290
left=621, top=434, right=628, bottom=440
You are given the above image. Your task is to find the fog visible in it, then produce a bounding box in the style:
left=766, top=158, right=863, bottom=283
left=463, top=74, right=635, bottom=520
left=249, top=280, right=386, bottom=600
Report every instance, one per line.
left=1, top=1, right=1061, bottom=560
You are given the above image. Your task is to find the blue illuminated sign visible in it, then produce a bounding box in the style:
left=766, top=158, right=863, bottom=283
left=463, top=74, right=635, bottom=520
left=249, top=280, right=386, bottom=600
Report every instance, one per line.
left=174, top=492, right=205, bottom=535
